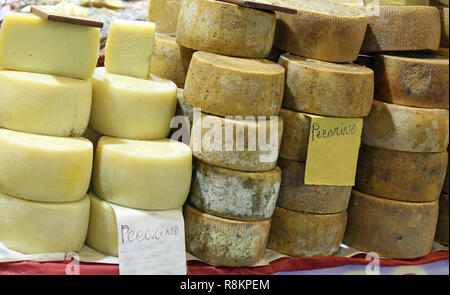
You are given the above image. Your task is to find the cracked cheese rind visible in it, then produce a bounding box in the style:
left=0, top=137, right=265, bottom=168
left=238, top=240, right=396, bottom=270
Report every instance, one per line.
left=188, top=161, right=281, bottom=221
left=279, top=54, right=374, bottom=117
left=89, top=67, right=177, bottom=140
left=278, top=108, right=310, bottom=162
left=435, top=193, right=449, bottom=245
left=184, top=51, right=285, bottom=117
left=373, top=53, right=449, bottom=109
left=93, top=137, right=192, bottom=210
left=344, top=190, right=439, bottom=258
left=267, top=206, right=347, bottom=257
left=0, top=13, right=100, bottom=80
left=356, top=145, right=448, bottom=202
left=0, top=70, right=92, bottom=137
left=0, top=193, right=90, bottom=254
left=274, top=0, right=368, bottom=63
left=0, top=129, right=93, bottom=203
left=184, top=203, right=270, bottom=266
left=361, top=6, right=441, bottom=52
left=148, top=0, right=183, bottom=35
left=176, top=0, right=276, bottom=58
left=277, top=158, right=351, bottom=214
left=362, top=100, right=449, bottom=153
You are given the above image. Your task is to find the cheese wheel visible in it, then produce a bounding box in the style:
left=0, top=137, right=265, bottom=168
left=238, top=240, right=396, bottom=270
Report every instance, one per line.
left=373, top=53, right=449, bottom=109
left=184, top=203, right=270, bottom=266
left=89, top=67, right=177, bottom=140
left=279, top=108, right=310, bottom=162
left=435, top=193, right=449, bottom=245
left=344, top=190, right=439, bottom=258
left=86, top=192, right=118, bottom=257
left=149, top=34, right=194, bottom=89
left=440, top=6, right=449, bottom=47
left=93, top=137, right=192, bottom=210
left=188, top=160, right=281, bottom=221
left=279, top=54, right=374, bottom=117
left=274, top=0, right=368, bottom=63
left=0, top=129, right=92, bottom=203
left=267, top=206, right=347, bottom=257
left=184, top=51, right=285, bottom=117
left=362, top=100, right=449, bottom=153
left=277, top=158, right=351, bottom=214
left=176, top=0, right=276, bottom=58
left=361, top=6, right=441, bottom=52
left=0, top=70, right=92, bottom=137
left=365, top=0, right=429, bottom=4
left=356, top=145, right=448, bottom=202
left=190, top=113, right=283, bottom=172
left=0, top=192, right=90, bottom=254
left=148, top=0, right=183, bottom=35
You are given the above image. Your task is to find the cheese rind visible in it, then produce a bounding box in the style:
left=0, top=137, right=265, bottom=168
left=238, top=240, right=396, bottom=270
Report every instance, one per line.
left=362, top=100, right=449, bottom=153
left=267, top=206, right=347, bottom=257
left=149, top=34, right=194, bottom=88
left=189, top=161, right=281, bottom=221
left=176, top=0, right=276, bottom=58
left=184, top=203, right=270, bottom=266
left=0, top=13, right=100, bottom=79
left=373, top=53, right=449, bottom=109
left=279, top=54, right=374, bottom=117
left=93, top=137, right=192, bottom=210
left=148, top=0, right=183, bottom=35
left=105, top=19, right=156, bottom=79
left=344, top=190, right=439, bottom=258
left=361, top=6, right=441, bottom=52
left=278, top=108, right=310, bottom=162
left=0, top=192, right=90, bottom=254
left=277, top=158, right=351, bottom=214
left=274, top=0, right=368, bottom=62
left=0, top=70, right=92, bottom=137
left=89, top=67, right=177, bottom=140
left=356, top=145, right=448, bottom=202
left=184, top=51, right=285, bottom=117
left=0, top=129, right=93, bottom=203
left=435, top=193, right=449, bottom=245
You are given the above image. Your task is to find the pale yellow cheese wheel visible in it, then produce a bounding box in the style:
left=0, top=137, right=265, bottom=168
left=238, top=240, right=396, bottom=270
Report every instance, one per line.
left=278, top=108, right=310, bottom=162
left=0, top=70, right=92, bottom=137
left=0, top=192, right=90, bottom=254
left=176, top=0, right=276, bottom=58
left=0, top=129, right=93, bottom=203
left=148, top=0, right=183, bottom=35
left=93, top=137, right=192, bottom=210
left=89, top=67, right=177, bottom=140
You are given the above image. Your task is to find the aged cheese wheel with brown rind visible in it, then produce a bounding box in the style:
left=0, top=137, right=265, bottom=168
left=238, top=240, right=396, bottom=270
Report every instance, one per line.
left=373, top=53, right=449, bottom=109
left=356, top=145, right=448, bottom=202
left=278, top=108, right=310, bottom=162
left=362, top=100, right=449, bottom=153
left=279, top=54, right=374, bottom=117
left=274, top=0, right=368, bottom=62
left=435, top=193, right=449, bottom=245
left=267, top=206, right=347, bottom=257
left=184, top=203, right=270, bottom=266
left=184, top=51, right=285, bottom=117
left=176, top=0, right=276, bottom=58
left=344, top=190, right=439, bottom=258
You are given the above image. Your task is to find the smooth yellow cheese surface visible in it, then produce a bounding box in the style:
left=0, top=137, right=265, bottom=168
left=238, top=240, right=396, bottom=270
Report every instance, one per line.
left=0, top=13, right=100, bottom=79
left=105, top=19, right=156, bottom=79
left=148, top=0, right=183, bottom=35
left=278, top=108, right=310, bottom=162
left=0, top=70, right=92, bottom=137
left=93, top=137, right=192, bottom=210
left=362, top=100, right=449, bottom=153
left=0, top=129, right=93, bottom=203
left=89, top=67, right=177, bottom=140
left=86, top=192, right=118, bottom=257
left=184, top=51, right=285, bottom=117
left=0, top=192, right=90, bottom=254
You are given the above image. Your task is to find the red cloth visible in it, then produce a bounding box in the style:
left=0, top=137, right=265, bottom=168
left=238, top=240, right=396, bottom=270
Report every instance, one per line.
left=0, top=250, right=447, bottom=275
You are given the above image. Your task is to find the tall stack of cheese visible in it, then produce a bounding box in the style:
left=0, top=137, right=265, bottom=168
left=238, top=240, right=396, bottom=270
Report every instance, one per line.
left=84, top=19, right=193, bottom=257
left=174, top=0, right=285, bottom=266
left=0, top=13, right=100, bottom=254
left=265, top=0, right=373, bottom=257
left=343, top=1, right=450, bottom=258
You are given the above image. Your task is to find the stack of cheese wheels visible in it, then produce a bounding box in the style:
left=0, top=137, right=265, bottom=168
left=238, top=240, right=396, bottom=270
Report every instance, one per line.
left=85, top=19, right=193, bottom=257
left=345, top=50, right=449, bottom=258
left=0, top=13, right=100, bottom=254
left=430, top=0, right=450, bottom=53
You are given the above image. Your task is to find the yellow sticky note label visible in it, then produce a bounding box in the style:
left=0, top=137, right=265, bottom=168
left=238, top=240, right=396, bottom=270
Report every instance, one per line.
left=304, top=115, right=363, bottom=186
